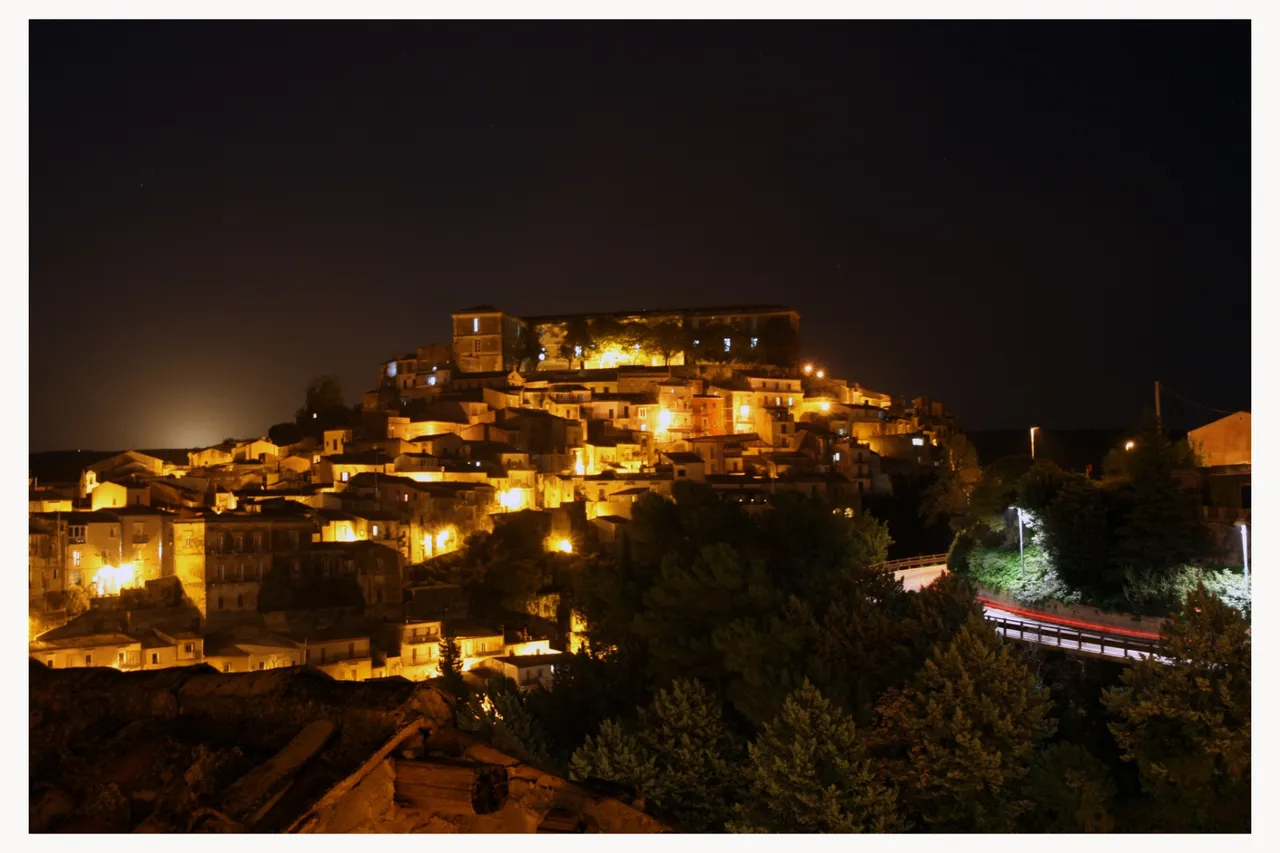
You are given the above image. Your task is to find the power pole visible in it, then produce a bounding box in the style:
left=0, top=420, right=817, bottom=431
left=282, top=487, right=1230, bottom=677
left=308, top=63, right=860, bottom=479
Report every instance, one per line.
left=1155, top=380, right=1162, bottom=431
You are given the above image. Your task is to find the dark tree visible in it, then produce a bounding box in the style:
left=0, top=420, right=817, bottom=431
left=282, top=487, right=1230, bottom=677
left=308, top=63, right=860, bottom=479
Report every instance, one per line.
left=438, top=633, right=463, bottom=692
left=1022, top=743, right=1117, bottom=833
left=1103, top=585, right=1250, bottom=832
left=267, top=422, right=303, bottom=447
left=651, top=321, right=685, bottom=366
left=562, top=317, right=593, bottom=368
left=731, top=680, right=901, bottom=833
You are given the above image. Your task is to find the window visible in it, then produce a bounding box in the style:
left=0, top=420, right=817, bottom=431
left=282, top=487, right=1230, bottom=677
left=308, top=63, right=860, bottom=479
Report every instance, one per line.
left=723, top=338, right=731, bottom=352
left=47, top=657, right=54, bottom=668
left=834, top=452, right=841, bottom=462
left=350, top=669, right=357, bottom=681
left=214, top=534, right=225, bottom=552
left=371, top=524, right=379, bottom=537
left=218, top=564, right=226, bottom=581
left=252, top=532, right=263, bottom=551
left=290, top=530, right=300, bottom=549
left=693, top=338, right=700, bottom=346
left=259, top=661, right=266, bottom=671
left=217, top=596, right=224, bottom=610
left=109, top=526, right=117, bottom=538
left=72, top=551, right=81, bottom=568
left=348, top=642, right=355, bottom=657
left=473, top=339, right=480, bottom=353
left=234, top=534, right=244, bottom=552
left=118, top=651, right=126, bottom=666
left=184, top=643, right=194, bottom=654
left=222, top=663, right=231, bottom=673
left=133, top=522, right=144, bottom=537
left=341, top=471, right=349, bottom=482
left=787, top=396, right=794, bottom=406
left=751, top=337, right=758, bottom=348
left=84, top=654, right=92, bottom=666
left=412, top=647, right=418, bottom=663
left=776, top=396, right=781, bottom=406
left=428, top=376, right=437, bottom=385
left=912, top=437, right=925, bottom=446
left=151, top=653, right=159, bottom=665
left=473, top=317, right=479, bottom=333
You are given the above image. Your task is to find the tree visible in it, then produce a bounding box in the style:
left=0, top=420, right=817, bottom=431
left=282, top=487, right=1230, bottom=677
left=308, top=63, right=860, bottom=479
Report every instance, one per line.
left=1038, top=478, right=1125, bottom=596
left=1022, top=743, right=1117, bottom=832
left=437, top=633, right=463, bottom=693
left=872, top=614, right=1056, bottom=832
left=731, top=680, right=901, bottom=833
left=1103, top=585, right=1250, bottom=832
left=920, top=433, right=982, bottom=529
left=302, top=374, right=344, bottom=415
left=562, top=317, right=593, bottom=368
left=511, top=325, right=542, bottom=373
left=267, top=422, right=302, bottom=447
left=652, top=321, right=685, bottom=366
left=458, top=675, right=556, bottom=769
left=569, top=679, right=744, bottom=831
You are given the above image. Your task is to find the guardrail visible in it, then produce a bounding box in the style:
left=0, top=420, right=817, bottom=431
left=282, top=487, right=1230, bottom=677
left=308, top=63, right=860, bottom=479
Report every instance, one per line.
left=876, top=553, right=949, bottom=572
left=985, top=613, right=1162, bottom=661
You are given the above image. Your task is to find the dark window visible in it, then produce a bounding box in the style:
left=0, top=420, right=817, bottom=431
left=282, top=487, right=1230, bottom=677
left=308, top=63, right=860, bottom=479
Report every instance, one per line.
left=151, top=653, right=159, bottom=665
left=1242, top=485, right=1251, bottom=509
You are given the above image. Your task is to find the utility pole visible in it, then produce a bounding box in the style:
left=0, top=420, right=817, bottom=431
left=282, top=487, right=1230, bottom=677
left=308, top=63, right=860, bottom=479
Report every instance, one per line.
left=1155, top=380, right=1162, bottom=432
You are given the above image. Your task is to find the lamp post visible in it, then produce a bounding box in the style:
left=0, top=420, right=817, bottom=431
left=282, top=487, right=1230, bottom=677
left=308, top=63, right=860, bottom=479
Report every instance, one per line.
left=1030, top=426, right=1039, bottom=459
left=1016, top=508, right=1026, bottom=576
left=1239, top=522, right=1249, bottom=587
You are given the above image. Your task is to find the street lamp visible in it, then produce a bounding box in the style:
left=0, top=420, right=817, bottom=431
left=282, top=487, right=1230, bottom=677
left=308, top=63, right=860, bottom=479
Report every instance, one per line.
left=1124, top=440, right=1135, bottom=452
left=1015, top=507, right=1027, bottom=576
left=1030, top=426, right=1039, bottom=459
left=1239, top=522, right=1249, bottom=587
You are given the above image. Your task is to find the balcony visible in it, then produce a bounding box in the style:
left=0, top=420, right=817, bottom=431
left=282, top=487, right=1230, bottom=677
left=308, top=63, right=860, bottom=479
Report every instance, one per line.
left=132, top=534, right=150, bottom=545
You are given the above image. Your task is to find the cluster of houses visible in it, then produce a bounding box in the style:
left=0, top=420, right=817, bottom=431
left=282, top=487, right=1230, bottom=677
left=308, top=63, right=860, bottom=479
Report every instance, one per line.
left=29, top=303, right=959, bottom=687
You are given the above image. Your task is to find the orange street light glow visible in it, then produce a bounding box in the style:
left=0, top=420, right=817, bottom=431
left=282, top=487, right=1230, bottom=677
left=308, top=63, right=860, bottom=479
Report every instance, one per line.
left=803, top=363, right=813, bottom=375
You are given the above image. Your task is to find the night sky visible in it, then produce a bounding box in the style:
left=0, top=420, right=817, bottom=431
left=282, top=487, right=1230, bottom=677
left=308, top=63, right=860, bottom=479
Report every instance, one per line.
left=30, top=21, right=1250, bottom=452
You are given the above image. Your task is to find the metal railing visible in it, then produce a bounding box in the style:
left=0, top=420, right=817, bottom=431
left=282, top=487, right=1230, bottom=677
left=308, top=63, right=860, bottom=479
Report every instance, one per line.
left=877, top=553, right=949, bottom=572
left=985, top=614, right=1162, bottom=661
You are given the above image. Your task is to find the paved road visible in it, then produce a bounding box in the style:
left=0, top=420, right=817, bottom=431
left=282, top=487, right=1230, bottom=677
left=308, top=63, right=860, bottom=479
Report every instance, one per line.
left=893, top=564, right=948, bottom=592
left=983, top=604, right=1160, bottom=661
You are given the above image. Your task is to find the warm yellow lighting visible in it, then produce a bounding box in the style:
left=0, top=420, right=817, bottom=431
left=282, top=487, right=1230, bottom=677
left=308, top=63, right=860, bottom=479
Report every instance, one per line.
left=658, top=409, right=674, bottom=431
left=739, top=404, right=750, bottom=418
left=574, top=457, right=586, bottom=476
left=436, top=529, right=451, bottom=549
left=803, top=363, right=813, bottom=375
left=498, top=488, right=526, bottom=510
left=92, top=562, right=138, bottom=597
left=816, top=369, right=825, bottom=379
left=341, top=526, right=356, bottom=542
left=555, top=538, right=573, bottom=554
left=1124, top=440, right=1135, bottom=451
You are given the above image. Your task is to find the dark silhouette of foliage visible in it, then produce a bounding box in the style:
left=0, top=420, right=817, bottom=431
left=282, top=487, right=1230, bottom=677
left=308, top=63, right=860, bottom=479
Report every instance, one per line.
left=1022, top=743, right=1117, bottom=832
left=731, top=680, right=902, bottom=833
left=1103, top=585, right=1250, bottom=832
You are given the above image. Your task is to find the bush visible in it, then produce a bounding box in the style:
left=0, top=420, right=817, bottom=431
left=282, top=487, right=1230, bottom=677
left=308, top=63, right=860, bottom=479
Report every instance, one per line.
left=1123, top=565, right=1251, bottom=619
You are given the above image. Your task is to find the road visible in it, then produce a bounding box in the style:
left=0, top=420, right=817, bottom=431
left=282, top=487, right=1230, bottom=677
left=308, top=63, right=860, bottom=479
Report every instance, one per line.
left=982, top=604, right=1161, bottom=661
left=893, top=564, right=948, bottom=592
left=890, top=564, right=1161, bottom=661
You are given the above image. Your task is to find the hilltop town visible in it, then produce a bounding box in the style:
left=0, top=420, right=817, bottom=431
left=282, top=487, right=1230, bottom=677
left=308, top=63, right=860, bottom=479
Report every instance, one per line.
left=29, top=303, right=959, bottom=679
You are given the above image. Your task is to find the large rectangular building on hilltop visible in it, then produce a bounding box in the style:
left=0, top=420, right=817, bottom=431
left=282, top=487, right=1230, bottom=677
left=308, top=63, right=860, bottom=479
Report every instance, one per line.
left=449, top=304, right=800, bottom=374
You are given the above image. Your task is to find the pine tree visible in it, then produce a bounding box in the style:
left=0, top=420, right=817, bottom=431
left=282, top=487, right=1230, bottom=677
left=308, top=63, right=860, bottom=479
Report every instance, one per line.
left=569, top=719, right=658, bottom=804
left=731, top=679, right=901, bottom=833
left=1022, top=742, right=1117, bottom=832
left=569, top=678, right=744, bottom=831
left=872, top=614, right=1056, bottom=832
left=437, top=633, right=463, bottom=693
left=1103, top=585, right=1250, bottom=832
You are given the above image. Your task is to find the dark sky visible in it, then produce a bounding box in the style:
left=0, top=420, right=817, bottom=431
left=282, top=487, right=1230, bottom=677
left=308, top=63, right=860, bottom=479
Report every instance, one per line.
left=30, top=21, right=1250, bottom=452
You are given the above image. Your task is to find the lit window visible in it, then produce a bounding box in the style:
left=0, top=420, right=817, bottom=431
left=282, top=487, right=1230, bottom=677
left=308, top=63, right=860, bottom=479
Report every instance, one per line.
left=387, top=362, right=397, bottom=378
left=473, top=317, right=479, bottom=333
left=834, top=452, right=841, bottom=461
left=724, top=338, right=731, bottom=352
left=372, top=524, right=379, bottom=537
left=912, top=437, right=925, bottom=446
left=72, top=550, right=81, bottom=568
left=341, top=471, right=349, bottom=482
left=693, top=339, right=700, bottom=345
left=428, top=376, right=437, bottom=386
left=751, top=337, right=759, bottom=348
left=788, top=396, right=794, bottom=406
